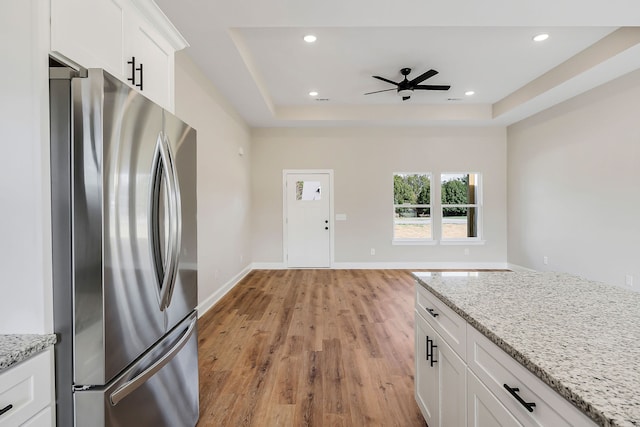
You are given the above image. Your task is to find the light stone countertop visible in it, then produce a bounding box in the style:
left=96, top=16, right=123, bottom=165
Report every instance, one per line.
left=413, top=271, right=640, bottom=427
left=0, top=334, right=57, bottom=372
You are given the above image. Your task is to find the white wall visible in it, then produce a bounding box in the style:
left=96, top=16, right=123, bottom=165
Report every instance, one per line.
left=507, top=69, right=640, bottom=289
left=251, top=127, right=508, bottom=268
left=174, top=51, right=253, bottom=314
left=0, top=0, right=53, bottom=334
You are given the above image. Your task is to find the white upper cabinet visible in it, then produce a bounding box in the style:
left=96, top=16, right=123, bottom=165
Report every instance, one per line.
left=50, top=0, right=187, bottom=111
left=50, top=0, right=126, bottom=76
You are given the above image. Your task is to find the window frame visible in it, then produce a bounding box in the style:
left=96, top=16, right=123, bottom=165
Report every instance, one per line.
left=439, top=172, right=483, bottom=243
left=392, top=172, right=436, bottom=245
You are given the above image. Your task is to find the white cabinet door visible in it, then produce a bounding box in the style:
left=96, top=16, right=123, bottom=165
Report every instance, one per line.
left=124, top=10, right=174, bottom=109
left=416, top=309, right=466, bottom=427
left=438, top=330, right=467, bottom=427
left=50, top=0, right=125, bottom=76
left=415, top=311, right=438, bottom=426
left=468, top=369, right=522, bottom=427
left=21, top=406, right=53, bottom=427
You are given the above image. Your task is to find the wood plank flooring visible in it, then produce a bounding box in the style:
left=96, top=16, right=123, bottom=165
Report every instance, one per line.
left=196, top=269, right=428, bottom=427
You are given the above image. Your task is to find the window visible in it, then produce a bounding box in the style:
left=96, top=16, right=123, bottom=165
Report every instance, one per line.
left=393, top=173, right=432, bottom=241
left=440, top=173, right=481, bottom=240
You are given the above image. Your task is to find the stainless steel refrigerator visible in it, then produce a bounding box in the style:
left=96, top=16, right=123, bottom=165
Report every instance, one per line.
left=50, top=65, right=199, bottom=426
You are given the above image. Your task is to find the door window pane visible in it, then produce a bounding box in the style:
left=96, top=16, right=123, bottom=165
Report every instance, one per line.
left=296, top=181, right=321, bottom=200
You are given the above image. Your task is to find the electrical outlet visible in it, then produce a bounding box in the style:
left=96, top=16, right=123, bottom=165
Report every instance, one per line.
left=543, top=256, right=548, bottom=265
left=626, top=274, right=633, bottom=287
left=370, top=248, right=375, bottom=256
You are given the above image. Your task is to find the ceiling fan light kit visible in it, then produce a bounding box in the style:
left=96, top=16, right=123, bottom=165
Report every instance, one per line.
left=364, top=67, right=451, bottom=101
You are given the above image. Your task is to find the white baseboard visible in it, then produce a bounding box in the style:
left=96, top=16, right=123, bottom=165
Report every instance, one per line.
left=251, top=262, right=286, bottom=269
left=332, top=261, right=510, bottom=270
left=197, top=265, right=252, bottom=318
left=250, top=261, right=510, bottom=270
left=506, top=263, right=537, bottom=272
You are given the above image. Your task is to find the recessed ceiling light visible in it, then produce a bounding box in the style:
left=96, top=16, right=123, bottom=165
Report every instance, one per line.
left=309, top=91, right=318, bottom=97
left=303, top=35, right=317, bottom=43
left=465, top=91, right=475, bottom=96
left=533, top=33, right=549, bottom=42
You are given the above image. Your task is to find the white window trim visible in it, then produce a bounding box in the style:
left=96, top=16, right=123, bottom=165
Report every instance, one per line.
left=440, top=172, right=483, bottom=242
left=392, top=172, right=434, bottom=244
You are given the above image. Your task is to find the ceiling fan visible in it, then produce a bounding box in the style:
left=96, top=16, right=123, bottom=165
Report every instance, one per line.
left=365, top=67, right=451, bottom=101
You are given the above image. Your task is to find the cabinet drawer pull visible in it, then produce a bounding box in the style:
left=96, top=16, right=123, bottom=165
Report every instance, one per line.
left=0, top=404, right=13, bottom=417
left=425, top=307, right=439, bottom=318
left=503, top=384, right=536, bottom=412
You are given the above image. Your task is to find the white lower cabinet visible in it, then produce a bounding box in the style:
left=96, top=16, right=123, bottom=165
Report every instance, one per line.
left=466, top=325, right=596, bottom=427
left=467, top=369, right=521, bottom=427
left=0, top=349, right=54, bottom=427
left=415, top=283, right=597, bottom=427
left=415, top=311, right=466, bottom=427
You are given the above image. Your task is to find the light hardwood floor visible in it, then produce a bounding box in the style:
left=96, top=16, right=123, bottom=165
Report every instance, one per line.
left=196, top=269, right=427, bottom=427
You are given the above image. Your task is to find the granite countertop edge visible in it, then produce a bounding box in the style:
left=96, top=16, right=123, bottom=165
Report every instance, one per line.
left=414, top=276, right=609, bottom=427
left=0, top=334, right=57, bottom=372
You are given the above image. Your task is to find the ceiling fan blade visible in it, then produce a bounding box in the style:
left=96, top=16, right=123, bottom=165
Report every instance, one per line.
left=414, top=84, right=451, bottom=91
left=402, top=96, right=411, bottom=101
left=409, top=69, right=438, bottom=86
left=372, top=76, right=399, bottom=86
left=364, top=88, right=397, bottom=95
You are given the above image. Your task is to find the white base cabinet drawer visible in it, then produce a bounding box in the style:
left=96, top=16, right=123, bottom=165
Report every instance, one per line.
left=0, top=349, right=53, bottom=427
left=466, top=325, right=595, bottom=427
left=468, top=369, right=521, bottom=427
left=416, top=284, right=467, bottom=359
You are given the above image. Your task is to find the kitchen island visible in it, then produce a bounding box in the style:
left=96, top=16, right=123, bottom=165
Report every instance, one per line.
left=413, top=271, right=640, bottom=427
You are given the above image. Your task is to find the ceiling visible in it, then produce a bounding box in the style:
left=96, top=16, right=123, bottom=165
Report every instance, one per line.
left=154, top=0, right=640, bottom=128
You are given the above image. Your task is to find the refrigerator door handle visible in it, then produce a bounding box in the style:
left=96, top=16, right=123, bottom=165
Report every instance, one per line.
left=160, top=132, right=182, bottom=310
left=109, top=316, right=197, bottom=406
left=150, top=132, right=180, bottom=311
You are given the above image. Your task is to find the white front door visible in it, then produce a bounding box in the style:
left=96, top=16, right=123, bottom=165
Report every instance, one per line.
left=284, top=172, right=332, bottom=268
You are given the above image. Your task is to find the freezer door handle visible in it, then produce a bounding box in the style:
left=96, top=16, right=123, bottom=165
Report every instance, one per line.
left=109, top=316, right=196, bottom=406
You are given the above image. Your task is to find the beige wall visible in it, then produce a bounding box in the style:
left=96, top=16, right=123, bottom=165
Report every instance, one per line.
left=507, top=69, right=640, bottom=289
left=251, top=127, right=508, bottom=267
left=174, top=52, right=252, bottom=312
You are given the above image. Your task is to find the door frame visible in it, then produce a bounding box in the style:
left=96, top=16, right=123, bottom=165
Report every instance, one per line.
left=282, top=169, right=335, bottom=268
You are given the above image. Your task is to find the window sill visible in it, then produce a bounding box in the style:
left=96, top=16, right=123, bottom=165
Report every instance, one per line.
left=392, top=239, right=437, bottom=246
left=440, top=239, right=486, bottom=245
